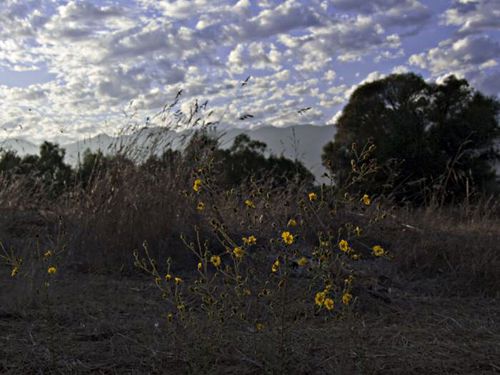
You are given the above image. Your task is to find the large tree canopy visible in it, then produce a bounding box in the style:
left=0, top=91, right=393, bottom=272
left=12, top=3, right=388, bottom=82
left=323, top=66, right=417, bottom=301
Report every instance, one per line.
left=322, top=73, right=499, bottom=204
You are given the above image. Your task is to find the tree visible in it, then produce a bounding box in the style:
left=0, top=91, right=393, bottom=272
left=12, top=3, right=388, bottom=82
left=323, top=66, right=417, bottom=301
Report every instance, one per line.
left=77, top=149, right=110, bottom=189
left=0, top=150, right=22, bottom=174
left=322, top=73, right=499, bottom=204
left=35, top=142, right=73, bottom=195
left=183, top=131, right=314, bottom=188
left=218, top=134, right=314, bottom=188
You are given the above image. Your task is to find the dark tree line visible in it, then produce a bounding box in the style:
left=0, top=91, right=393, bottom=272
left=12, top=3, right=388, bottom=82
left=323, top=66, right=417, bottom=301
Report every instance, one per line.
left=0, top=132, right=315, bottom=197
left=322, top=73, right=499, bottom=204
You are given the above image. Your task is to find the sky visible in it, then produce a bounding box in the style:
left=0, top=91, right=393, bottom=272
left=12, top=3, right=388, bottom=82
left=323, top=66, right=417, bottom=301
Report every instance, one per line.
left=0, top=0, right=499, bottom=144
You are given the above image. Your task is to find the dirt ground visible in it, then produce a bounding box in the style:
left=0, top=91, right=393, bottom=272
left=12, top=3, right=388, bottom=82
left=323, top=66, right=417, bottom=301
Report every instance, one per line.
left=1, top=268, right=499, bottom=374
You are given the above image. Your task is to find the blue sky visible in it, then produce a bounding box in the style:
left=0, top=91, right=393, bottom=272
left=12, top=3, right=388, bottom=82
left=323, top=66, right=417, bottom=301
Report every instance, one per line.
left=0, top=0, right=498, bottom=143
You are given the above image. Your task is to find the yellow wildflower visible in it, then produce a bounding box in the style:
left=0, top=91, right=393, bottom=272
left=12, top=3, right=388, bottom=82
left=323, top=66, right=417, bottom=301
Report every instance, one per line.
left=324, top=298, right=334, bottom=311
left=342, top=292, right=353, bottom=305
left=271, top=259, right=280, bottom=273
left=315, top=291, right=326, bottom=306
left=165, top=273, right=172, bottom=281
left=297, top=257, right=308, bottom=267
left=11, top=266, right=18, bottom=278
left=174, top=277, right=183, bottom=285
left=354, top=226, right=362, bottom=236
left=361, top=194, right=371, bottom=206
left=233, top=247, right=245, bottom=259
left=167, top=313, right=174, bottom=322
left=338, top=239, right=349, bottom=252
left=197, top=262, right=203, bottom=271
left=308, top=192, right=318, bottom=201
left=352, top=254, right=360, bottom=261
left=210, top=255, right=221, bottom=267
left=43, top=250, right=53, bottom=258
left=196, top=202, right=205, bottom=211
left=287, top=218, right=297, bottom=227
left=47, top=266, right=57, bottom=275
left=372, top=245, right=385, bottom=257
left=281, top=231, right=294, bottom=245
left=193, top=178, right=202, bottom=192
left=244, top=199, right=256, bottom=208
left=242, top=235, right=257, bottom=246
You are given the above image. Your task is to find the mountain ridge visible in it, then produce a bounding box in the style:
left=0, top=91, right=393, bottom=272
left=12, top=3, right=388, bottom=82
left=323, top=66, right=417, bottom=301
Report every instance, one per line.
left=0, top=125, right=337, bottom=181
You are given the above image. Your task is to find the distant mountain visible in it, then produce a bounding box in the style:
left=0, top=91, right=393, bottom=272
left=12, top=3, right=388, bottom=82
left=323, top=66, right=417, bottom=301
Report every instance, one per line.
left=62, top=125, right=337, bottom=181
left=2, top=125, right=498, bottom=183
left=0, top=138, right=39, bottom=155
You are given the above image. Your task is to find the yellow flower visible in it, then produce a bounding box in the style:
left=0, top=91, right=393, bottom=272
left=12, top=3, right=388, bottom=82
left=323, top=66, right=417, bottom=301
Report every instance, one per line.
left=354, top=226, right=362, bottom=236
left=174, top=277, right=183, bottom=285
left=11, top=266, right=18, bottom=278
left=244, top=199, right=255, bottom=208
left=197, top=262, right=203, bottom=271
left=271, top=259, right=280, bottom=273
left=47, top=266, right=57, bottom=275
left=210, top=255, right=221, bottom=267
left=297, top=257, right=308, bottom=267
left=308, top=192, right=318, bottom=201
left=338, top=239, right=349, bottom=252
left=242, top=235, right=257, bottom=245
left=165, top=273, right=172, bottom=281
left=256, top=323, right=264, bottom=332
left=233, top=247, right=245, bottom=259
left=43, top=250, right=53, bottom=258
left=196, top=202, right=205, bottom=211
left=287, top=218, right=297, bottom=227
left=372, top=245, right=385, bottom=257
left=351, top=254, right=360, bottom=261
left=167, top=313, right=174, bottom=322
left=361, top=194, right=371, bottom=206
left=315, top=291, right=326, bottom=306
left=281, top=231, right=294, bottom=245
left=193, top=178, right=202, bottom=192
left=324, top=298, right=334, bottom=311
left=342, top=292, right=353, bottom=305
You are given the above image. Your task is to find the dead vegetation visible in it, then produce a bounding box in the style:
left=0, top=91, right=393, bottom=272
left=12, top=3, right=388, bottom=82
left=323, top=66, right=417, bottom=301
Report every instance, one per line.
left=0, top=131, right=499, bottom=373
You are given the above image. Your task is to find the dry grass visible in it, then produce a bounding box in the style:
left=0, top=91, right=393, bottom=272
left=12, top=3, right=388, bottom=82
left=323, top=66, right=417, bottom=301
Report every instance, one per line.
left=0, top=269, right=498, bottom=374
left=0, top=140, right=499, bottom=373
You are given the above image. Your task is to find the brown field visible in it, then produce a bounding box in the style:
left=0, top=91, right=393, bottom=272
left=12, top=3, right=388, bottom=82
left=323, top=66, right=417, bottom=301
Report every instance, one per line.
left=0, top=154, right=499, bottom=374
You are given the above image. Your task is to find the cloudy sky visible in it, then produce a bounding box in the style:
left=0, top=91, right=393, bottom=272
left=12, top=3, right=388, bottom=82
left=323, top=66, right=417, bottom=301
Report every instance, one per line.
left=0, top=0, right=499, bottom=144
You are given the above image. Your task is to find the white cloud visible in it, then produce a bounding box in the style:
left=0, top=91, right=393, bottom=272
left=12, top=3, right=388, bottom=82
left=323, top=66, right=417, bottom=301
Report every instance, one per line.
left=0, top=0, right=497, bottom=144
left=442, top=0, right=500, bottom=34
left=409, top=35, right=500, bottom=73
left=409, top=35, right=500, bottom=95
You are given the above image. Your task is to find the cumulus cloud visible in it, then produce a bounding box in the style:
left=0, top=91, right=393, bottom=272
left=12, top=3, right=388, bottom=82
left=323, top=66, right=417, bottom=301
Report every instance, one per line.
left=0, top=0, right=497, bottom=142
left=409, top=35, right=500, bottom=95
left=442, top=0, right=500, bottom=34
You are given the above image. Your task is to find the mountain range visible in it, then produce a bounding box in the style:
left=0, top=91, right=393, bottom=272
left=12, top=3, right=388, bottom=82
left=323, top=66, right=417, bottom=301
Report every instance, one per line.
left=2, top=124, right=499, bottom=183
left=0, top=125, right=337, bottom=181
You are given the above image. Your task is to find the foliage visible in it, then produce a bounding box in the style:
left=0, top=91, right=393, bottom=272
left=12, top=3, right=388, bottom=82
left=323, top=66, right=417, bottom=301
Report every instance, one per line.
left=322, top=73, right=500, bottom=204
left=183, top=131, right=315, bottom=188
left=0, top=142, right=73, bottom=197
left=133, top=146, right=390, bottom=371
